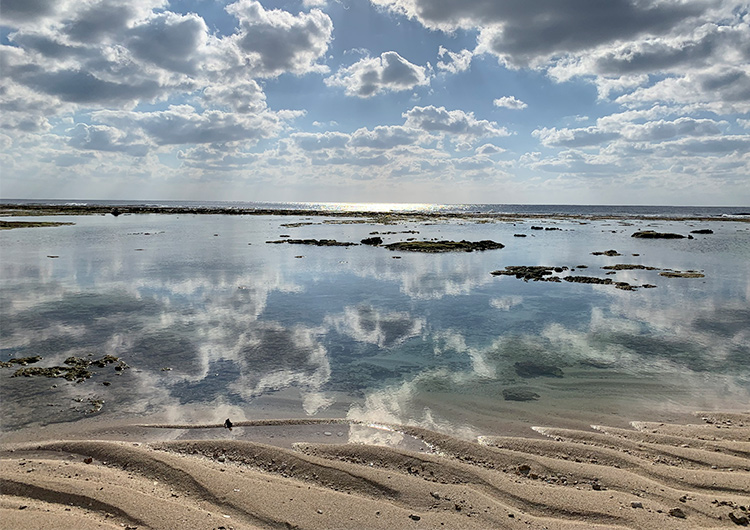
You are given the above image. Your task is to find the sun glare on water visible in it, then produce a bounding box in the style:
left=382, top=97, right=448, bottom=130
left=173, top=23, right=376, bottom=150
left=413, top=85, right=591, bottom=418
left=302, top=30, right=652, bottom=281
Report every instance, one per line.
left=301, top=202, right=448, bottom=213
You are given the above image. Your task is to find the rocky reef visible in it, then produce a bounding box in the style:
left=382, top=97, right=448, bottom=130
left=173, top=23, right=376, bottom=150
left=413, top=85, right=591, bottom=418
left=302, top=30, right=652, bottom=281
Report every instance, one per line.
left=659, top=270, right=705, bottom=278
left=384, top=240, right=504, bottom=252
left=266, top=239, right=357, bottom=246
left=7, top=354, right=129, bottom=382
left=631, top=230, right=685, bottom=239
left=490, top=266, right=562, bottom=281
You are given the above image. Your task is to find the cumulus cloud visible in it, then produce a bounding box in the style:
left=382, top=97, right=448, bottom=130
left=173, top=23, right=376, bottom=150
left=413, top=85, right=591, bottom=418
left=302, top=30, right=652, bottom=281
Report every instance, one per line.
left=325, top=51, right=430, bottom=97
left=350, top=126, right=423, bottom=148
left=93, top=105, right=285, bottom=146
left=226, top=0, right=333, bottom=77
left=373, top=0, right=714, bottom=62
left=437, top=46, right=472, bottom=73
left=202, top=81, right=266, bottom=114
left=533, top=127, right=620, bottom=148
left=126, top=12, right=208, bottom=75
left=290, top=131, right=350, bottom=151
left=616, top=66, right=750, bottom=113
left=67, top=123, right=149, bottom=156
left=475, top=143, right=505, bottom=155
left=493, top=96, right=527, bottom=109
left=534, top=117, right=726, bottom=148
left=403, top=105, right=509, bottom=137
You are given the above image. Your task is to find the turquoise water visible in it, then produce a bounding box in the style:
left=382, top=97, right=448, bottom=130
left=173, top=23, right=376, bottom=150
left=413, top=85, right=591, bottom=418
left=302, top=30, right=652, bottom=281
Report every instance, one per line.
left=1, top=212, right=749, bottom=435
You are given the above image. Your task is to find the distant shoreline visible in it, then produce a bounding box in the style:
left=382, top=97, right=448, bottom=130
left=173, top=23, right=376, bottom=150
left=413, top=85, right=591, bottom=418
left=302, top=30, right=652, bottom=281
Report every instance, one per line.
left=2, top=202, right=749, bottom=223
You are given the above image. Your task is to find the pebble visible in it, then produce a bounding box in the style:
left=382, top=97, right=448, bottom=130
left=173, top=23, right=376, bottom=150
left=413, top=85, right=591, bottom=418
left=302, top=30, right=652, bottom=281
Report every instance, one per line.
left=631, top=501, right=643, bottom=509
left=409, top=514, right=421, bottom=521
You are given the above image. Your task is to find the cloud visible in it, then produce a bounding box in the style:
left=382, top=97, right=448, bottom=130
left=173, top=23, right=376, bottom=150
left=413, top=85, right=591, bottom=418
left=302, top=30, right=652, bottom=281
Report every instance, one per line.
left=436, top=46, right=472, bottom=73
left=350, top=126, right=423, bottom=148
left=373, top=0, right=714, bottom=62
left=126, top=12, right=208, bottom=75
left=202, top=81, right=267, bottom=114
left=616, top=66, right=750, bottom=113
left=533, top=127, right=620, bottom=148
left=534, top=117, right=725, bottom=147
left=493, top=96, right=527, bottom=109
left=177, top=146, right=259, bottom=171
left=290, top=131, right=350, bottom=151
left=325, top=51, right=430, bottom=97
left=67, top=123, right=149, bottom=156
left=475, top=143, right=505, bottom=155
left=93, top=105, right=285, bottom=146
left=403, top=105, right=509, bottom=137
left=226, top=0, right=333, bottom=77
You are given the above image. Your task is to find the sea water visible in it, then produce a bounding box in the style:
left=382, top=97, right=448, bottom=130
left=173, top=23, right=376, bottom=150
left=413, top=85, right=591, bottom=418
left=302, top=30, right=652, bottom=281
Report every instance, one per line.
left=1, top=209, right=749, bottom=437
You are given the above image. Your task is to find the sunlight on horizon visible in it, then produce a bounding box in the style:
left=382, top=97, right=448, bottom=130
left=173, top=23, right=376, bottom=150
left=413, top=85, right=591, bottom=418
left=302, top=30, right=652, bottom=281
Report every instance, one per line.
left=296, top=202, right=452, bottom=213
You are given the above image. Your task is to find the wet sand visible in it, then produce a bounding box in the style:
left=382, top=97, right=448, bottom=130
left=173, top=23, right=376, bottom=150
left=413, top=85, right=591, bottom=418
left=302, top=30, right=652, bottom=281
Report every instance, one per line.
left=2, top=412, right=749, bottom=529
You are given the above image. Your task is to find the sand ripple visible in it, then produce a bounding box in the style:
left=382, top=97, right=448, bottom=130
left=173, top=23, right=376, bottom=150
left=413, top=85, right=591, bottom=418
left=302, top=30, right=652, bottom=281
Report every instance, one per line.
left=2, top=413, right=748, bottom=529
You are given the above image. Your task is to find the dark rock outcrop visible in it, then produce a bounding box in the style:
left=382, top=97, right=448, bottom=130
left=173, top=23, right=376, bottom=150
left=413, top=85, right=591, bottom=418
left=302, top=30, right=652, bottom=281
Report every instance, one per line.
left=632, top=230, right=685, bottom=239
left=491, top=266, right=560, bottom=281
left=266, top=239, right=357, bottom=246
left=384, top=240, right=504, bottom=252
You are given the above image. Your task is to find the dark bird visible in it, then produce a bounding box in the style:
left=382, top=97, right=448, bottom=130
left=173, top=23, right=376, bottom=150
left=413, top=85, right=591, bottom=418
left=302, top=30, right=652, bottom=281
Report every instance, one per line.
left=224, top=418, right=233, bottom=430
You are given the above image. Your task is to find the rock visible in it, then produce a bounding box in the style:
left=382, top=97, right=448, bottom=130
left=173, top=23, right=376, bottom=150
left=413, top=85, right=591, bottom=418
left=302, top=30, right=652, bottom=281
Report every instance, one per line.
left=266, top=238, right=357, bottom=246
left=408, top=514, right=421, bottom=521
left=632, top=230, right=685, bottom=239
left=224, top=418, right=233, bottom=430
left=110, top=208, right=121, bottom=217
left=602, top=264, right=659, bottom=270
left=514, top=361, right=564, bottom=378
left=384, top=240, right=504, bottom=252
left=659, top=271, right=705, bottom=278
left=0, top=356, right=42, bottom=368
left=360, top=236, right=383, bottom=246
left=669, top=507, right=686, bottom=518
left=531, top=226, right=543, bottom=230
left=502, top=388, right=540, bottom=401
left=631, top=501, right=643, bottom=509
left=690, top=229, right=714, bottom=234
left=513, top=234, right=527, bottom=237
left=490, top=266, right=561, bottom=281
left=564, top=276, right=613, bottom=285
left=729, top=511, right=749, bottom=525
left=591, top=250, right=621, bottom=256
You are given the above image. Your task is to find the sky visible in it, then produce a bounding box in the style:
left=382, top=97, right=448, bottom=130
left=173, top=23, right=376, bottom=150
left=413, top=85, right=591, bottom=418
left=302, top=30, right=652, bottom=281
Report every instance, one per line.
left=1, top=0, right=749, bottom=206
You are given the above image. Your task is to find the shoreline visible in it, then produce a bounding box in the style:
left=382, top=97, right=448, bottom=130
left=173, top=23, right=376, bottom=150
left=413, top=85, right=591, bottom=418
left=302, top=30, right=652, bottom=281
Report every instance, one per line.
left=2, top=412, right=748, bottom=529
left=2, top=202, right=749, bottom=223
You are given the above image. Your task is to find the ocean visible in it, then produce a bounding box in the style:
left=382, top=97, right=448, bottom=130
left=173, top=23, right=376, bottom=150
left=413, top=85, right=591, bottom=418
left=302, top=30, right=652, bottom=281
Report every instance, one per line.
left=1, top=203, right=749, bottom=439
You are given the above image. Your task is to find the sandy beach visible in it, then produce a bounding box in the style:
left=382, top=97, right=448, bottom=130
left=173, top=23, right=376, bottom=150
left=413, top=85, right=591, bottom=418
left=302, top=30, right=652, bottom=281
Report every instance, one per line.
left=2, top=411, right=749, bottom=529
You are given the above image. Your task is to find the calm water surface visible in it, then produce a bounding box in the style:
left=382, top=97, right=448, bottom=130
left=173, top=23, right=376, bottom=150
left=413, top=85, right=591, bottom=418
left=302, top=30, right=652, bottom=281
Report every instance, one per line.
left=2, top=213, right=749, bottom=438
